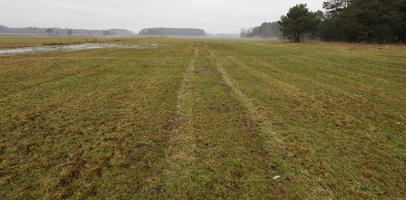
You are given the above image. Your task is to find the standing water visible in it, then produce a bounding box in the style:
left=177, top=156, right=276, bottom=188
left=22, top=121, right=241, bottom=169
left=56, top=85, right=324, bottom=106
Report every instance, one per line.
left=0, top=43, right=160, bottom=55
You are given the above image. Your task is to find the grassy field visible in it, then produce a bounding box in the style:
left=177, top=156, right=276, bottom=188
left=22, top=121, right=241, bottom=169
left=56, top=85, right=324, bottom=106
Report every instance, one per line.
left=0, top=37, right=405, bottom=199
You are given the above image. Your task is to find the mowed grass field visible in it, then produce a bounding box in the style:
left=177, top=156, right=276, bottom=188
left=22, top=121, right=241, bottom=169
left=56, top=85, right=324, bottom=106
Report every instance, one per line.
left=0, top=37, right=405, bottom=199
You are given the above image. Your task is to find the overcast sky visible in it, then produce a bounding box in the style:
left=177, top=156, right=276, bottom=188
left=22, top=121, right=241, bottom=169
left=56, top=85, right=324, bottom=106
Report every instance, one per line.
left=1, top=0, right=324, bottom=34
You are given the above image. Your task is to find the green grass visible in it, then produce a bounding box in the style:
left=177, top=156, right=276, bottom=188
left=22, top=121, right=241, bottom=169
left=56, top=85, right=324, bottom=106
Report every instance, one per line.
left=0, top=37, right=405, bottom=199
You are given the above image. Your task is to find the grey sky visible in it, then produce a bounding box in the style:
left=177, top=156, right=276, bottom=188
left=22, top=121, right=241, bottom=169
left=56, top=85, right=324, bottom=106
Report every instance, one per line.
left=1, top=0, right=324, bottom=34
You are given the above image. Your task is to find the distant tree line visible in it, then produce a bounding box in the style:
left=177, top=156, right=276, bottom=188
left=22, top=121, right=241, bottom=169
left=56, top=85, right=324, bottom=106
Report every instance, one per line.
left=0, top=25, right=134, bottom=36
left=242, top=0, right=406, bottom=43
left=240, top=22, right=281, bottom=38
left=139, top=28, right=206, bottom=36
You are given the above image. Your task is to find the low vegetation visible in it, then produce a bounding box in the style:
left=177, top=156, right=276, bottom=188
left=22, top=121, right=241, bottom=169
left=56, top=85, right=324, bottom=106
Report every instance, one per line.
left=0, top=37, right=405, bottom=199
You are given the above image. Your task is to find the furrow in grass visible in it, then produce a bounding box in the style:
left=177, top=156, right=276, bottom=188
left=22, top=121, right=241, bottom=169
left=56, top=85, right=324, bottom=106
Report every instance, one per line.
left=224, top=54, right=405, bottom=198
left=164, top=47, right=199, bottom=195
left=209, top=50, right=334, bottom=199
left=225, top=55, right=405, bottom=134
left=164, top=44, right=279, bottom=199
left=229, top=55, right=406, bottom=118
left=212, top=53, right=286, bottom=148
left=206, top=49, right=291, bottom=199
left=208, top=41, right=405, bottom=199
left=211, top=53, right=282, bottom=145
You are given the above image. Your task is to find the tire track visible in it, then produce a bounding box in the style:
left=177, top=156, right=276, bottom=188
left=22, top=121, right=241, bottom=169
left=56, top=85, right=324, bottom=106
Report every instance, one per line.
left=209, top=51, right=283, bottom=150
left=206, top=47, right=287, bottom=199
left=209, top=49, right=328, bottom=199
left=164, top=47, right=199, bottom=195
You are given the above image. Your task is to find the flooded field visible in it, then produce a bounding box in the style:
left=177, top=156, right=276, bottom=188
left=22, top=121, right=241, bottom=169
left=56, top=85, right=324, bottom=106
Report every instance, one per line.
left=0, top=43, right=159, bottom=55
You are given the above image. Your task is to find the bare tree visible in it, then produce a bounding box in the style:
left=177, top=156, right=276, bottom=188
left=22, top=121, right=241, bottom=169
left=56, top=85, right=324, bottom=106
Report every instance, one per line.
left=102, top=30, right=111, bottom=36
left=46, top=28, right=53, bottom=35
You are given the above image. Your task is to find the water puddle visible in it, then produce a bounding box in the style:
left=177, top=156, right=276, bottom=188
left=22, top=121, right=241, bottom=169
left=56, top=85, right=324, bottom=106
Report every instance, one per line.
left=0, top=43, right=161, bottom=56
